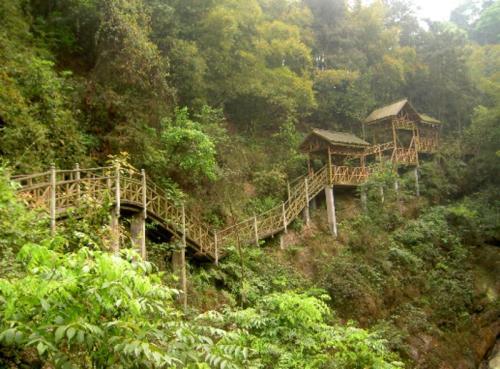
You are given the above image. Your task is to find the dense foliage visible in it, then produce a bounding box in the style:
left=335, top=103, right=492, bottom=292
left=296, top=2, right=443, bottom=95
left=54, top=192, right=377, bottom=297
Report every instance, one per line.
left=0, top=0, right=499, bottom=368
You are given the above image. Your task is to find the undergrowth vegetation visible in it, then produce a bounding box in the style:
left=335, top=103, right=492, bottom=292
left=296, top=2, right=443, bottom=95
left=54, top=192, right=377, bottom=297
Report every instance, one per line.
left=0, top=169, right=404, bottom=368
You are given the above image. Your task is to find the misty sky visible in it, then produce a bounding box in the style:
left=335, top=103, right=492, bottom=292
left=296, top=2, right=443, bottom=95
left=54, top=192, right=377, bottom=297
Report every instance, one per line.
left=414, top=0, right=465, bottom=20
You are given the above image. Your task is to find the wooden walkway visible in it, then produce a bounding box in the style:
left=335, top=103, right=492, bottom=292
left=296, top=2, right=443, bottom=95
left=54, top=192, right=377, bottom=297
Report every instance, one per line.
left=12, top=164, right=370, bottom=262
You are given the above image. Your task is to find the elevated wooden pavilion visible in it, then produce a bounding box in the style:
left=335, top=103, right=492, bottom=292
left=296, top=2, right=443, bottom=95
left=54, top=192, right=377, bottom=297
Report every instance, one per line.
left=299, top=128, right=370, bottom=186
left=363, top=99, right=441, bottom=166
left=300, top=128, right=370, bottom=166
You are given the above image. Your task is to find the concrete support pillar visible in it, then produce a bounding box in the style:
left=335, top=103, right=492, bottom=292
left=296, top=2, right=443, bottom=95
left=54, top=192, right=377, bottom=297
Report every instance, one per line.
left=171, top=248, right=187, bottom=310
left=130, top=212, right=146, bottom=259
left=325, top=186, right=337, bottom=237
left=361, top=188, right=367, bottom=212
left=303, top=178, right=310, bottom=226
left=279, top=234, right=285, bottom=250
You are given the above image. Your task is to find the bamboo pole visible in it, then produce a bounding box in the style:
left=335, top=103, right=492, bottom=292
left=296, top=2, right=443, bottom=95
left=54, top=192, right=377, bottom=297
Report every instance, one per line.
left=50, top=163, right=56, bottom=235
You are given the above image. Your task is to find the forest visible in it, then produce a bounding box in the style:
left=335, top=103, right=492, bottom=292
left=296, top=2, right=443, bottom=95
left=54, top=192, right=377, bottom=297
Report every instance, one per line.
left=0, top=0, right=499, bottom=368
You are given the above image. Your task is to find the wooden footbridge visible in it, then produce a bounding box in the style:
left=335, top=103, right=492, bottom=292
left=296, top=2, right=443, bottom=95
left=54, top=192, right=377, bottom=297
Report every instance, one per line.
left=12, top=162, right=368, bottom=263
left=11, top=98, right=440, bottom=265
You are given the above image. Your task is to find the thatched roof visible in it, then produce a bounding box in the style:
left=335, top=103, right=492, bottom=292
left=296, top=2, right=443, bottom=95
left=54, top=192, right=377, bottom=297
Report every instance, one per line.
left=419, top=113, right=441, bottom=125
left=365, top=98, right=442, bottom=126
left=364, top=99, right=410, bottom=123
left=302, top=128, right=370, bottom=148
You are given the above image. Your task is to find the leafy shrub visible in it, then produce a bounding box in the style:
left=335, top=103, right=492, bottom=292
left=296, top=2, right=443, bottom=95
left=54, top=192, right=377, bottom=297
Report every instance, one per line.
left=0, top=244, right=253, bottom=369
left=214, top=292, right=404, bottom=369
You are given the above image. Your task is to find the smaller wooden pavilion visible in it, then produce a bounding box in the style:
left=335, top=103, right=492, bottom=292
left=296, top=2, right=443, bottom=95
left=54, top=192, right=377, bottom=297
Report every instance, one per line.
left=300, top=128, right=370, bottom=169
left=299, top=128, right=370, bottom=186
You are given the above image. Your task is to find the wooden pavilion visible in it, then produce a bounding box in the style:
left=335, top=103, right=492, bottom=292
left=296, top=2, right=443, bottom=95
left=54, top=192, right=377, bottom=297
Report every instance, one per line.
left=299, top=128, right=371, bottom=186
left=300, top=128, right=370, bottom=168
left=362, top=99, right=441, bottom=166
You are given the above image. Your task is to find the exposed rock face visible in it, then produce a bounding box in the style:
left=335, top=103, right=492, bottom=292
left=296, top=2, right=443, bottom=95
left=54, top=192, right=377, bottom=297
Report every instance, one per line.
left=480, top=339, right=500, bottom=369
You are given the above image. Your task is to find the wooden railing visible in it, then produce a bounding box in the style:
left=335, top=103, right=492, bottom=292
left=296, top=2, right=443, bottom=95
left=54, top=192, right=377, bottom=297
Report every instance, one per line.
left=12, top=163, right=370, bottom=262
left=391, top=148, right=418, bottom=165
left=415, top=137, right=438, bottom=153
left=363, top=142, right=395, bottom=156
left=330, top=166, right=370, bottom=185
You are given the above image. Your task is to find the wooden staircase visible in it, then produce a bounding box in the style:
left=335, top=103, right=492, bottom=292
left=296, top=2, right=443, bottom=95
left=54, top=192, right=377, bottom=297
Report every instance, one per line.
left=12, top=163, right=369, bottom=262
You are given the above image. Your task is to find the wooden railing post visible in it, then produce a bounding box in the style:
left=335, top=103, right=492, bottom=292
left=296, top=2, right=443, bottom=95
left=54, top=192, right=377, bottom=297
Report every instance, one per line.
left=74, top=163, right=81, bottom=201
left=287, top=180, right=291, bottom=202
left=253, top=215, right=259, bottom=247
left=180, top=204, right=188, bottom=311
left=50, top=163, right=56, bottom=235
left=110, top=164, right=121, bottom=252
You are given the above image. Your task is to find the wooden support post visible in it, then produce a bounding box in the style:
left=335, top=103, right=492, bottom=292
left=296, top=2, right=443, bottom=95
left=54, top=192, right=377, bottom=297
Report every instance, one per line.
left=50, top=163, right=56, bottom=235
left=214, top=232, right=219, bottom=266
left=111, top=164, right=120, bottom=253
left=282, top=202, right=287, bottom=233
left=325, top=186, right=337, bottom=237
left=180, top=204, right=188, bottom=311
left=287, top=181, right=291, bottom=202
left=75, top=163, right=81, bottom=201
left=307, top=153, right=312, bottom=174
left=328, top=146, right=333, bottom=184
left=303, top=178, right=310, bottom=226
left=391, top=119, right=398, bottom=165
left=140, top=169, right=147, bottom=259
left=415, top=167, right=420, bottom=197
left=380, top=186, right=385, bottom=204
left=253, top=216, right=259, bottom=247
